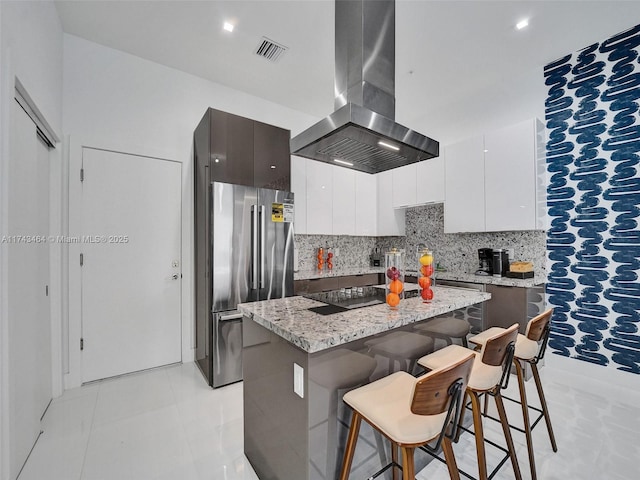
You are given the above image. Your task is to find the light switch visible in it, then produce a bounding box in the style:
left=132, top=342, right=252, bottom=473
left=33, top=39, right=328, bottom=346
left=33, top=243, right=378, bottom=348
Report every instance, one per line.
left=294, top=363, right=304, bottom=398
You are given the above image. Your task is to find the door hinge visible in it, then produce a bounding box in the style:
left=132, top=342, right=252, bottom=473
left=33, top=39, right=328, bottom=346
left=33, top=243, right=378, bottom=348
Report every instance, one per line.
left=80, top=338, right=84, bottom=351
left=80, top=253, right=84, bottom=266
left=45, top=285, right=49, bottom=296
left=80, top=168, right=84, bottom=182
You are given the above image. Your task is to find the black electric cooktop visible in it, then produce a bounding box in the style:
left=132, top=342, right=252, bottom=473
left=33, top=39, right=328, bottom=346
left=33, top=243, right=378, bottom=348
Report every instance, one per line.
left=304, top=286, right=419, bottom=315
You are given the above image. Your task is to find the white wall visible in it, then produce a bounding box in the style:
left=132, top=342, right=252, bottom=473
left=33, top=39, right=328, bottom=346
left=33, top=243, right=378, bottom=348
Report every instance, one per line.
left=62, top=33, right=319, bottom=388
left=397, top=65, right=546, bottom=147
left=0, top=2, right=63, bottom=479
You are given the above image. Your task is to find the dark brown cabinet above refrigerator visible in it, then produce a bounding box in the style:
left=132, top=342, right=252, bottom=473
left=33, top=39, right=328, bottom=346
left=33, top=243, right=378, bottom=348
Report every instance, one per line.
left=194, top=107, right=291, bottom=190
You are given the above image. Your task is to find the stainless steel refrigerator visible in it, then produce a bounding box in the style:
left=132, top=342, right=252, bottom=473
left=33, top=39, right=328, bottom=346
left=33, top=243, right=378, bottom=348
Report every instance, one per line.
left=196, top=181, right=294, bottom=387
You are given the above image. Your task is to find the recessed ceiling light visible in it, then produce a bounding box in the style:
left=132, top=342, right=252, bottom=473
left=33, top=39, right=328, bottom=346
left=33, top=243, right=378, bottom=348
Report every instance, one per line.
left=378, top=141, right=400, bottom=151
left=334, top=158, right=354, bottom=167
left=223, top=22, right=234, bottom=32
left=270, top=165, right=276, bottom=169
left=516, top=19, right=529, bottom=30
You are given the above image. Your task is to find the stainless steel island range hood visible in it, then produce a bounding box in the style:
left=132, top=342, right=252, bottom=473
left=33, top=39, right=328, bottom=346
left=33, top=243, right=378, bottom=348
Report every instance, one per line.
left=291, top=0, right=439, bottom=174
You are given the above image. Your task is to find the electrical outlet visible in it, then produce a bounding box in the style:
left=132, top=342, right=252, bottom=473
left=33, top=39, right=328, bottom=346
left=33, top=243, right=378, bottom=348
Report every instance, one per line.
left=508, top=248, right=515, bottom=259
left=334, top=248, right=340, bottom=257
left=294, top=363, right=304, bottom=398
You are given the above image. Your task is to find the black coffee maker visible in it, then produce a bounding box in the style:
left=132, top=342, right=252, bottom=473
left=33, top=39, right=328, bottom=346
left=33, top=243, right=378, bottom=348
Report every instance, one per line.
left=476, top=248, right=493, bottom=276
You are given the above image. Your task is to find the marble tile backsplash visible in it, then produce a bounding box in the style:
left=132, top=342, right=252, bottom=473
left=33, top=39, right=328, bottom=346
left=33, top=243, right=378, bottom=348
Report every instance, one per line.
left=295, top=203, right=546, bottom=277
left=405, top=204, right=547, bottom=276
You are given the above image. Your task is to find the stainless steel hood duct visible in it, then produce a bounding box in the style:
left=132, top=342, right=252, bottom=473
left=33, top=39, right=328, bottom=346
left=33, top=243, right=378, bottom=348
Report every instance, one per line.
left=290, top=0, right=439, bottom=174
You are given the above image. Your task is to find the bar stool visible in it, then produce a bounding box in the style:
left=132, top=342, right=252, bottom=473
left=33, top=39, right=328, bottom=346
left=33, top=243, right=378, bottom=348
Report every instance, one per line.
left=468, top=309, right=557, bottom=480
left=418, top=323, right=522, bottom=480
left=414, top=316, right=471, bottom=348
left=365, top=331, right=435, bottom=374
left=339, top=352, right=475, bottom=480
left=309, top=349, right=378, bottom=480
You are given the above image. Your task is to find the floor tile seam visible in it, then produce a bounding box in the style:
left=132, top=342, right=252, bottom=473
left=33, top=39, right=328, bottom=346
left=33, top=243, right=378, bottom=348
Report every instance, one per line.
left=78, top=381, right=102, bottom=480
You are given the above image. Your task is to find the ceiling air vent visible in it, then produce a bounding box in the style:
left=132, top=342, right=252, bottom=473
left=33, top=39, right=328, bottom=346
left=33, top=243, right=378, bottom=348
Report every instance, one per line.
left=255, top=37, right=288, bottom=62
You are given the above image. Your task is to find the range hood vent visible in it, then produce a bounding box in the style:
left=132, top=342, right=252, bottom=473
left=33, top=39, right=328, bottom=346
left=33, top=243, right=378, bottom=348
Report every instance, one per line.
left=291, top=0, right=439, bottom=174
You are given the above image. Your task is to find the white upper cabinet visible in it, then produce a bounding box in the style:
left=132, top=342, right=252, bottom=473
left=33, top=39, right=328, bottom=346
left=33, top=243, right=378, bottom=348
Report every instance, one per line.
left=332, top=166, right=356, bottom=235
left=290, top=156, right=307, bottom=234
left=305, top=160, right=333, bottom=234
left=416, top=156, right=445, bottom=204
left=392, top=164, right=417, bottom=208
left=484, top=119, right=542, bottom=232
left=377, top=170, right=405, bottom=236
left=444, top=136, right=486, bottom=233
left=443, top=118, right=544, bottom=233
left=355, top=171, right=377, bottom=235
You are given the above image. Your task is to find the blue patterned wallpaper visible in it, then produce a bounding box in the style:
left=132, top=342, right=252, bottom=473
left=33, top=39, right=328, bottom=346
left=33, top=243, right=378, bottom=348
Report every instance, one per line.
left=545, top=24, right=640, bottom=374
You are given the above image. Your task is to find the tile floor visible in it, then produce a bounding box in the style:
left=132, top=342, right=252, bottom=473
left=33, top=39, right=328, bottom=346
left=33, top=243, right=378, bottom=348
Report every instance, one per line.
left=18, top=360, right=640, bottom=480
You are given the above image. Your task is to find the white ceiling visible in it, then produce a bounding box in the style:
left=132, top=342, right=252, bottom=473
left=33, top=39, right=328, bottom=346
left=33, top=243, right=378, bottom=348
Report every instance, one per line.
left=55, top=1, right=640, bottom=131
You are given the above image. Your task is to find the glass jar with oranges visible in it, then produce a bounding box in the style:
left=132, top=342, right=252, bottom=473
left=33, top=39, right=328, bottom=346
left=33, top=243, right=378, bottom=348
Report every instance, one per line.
left=418, top=247, right=434, bottom=303
left=385, top=248, right=405, bottom=309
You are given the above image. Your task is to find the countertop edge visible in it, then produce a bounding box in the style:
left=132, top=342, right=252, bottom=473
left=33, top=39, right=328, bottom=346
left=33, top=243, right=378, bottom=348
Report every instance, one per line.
left=239, top=287, right=491, bottom=353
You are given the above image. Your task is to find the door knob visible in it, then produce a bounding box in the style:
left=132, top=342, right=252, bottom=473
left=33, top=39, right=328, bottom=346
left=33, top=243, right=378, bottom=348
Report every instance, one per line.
left=172, top=274, right=180, bottom=280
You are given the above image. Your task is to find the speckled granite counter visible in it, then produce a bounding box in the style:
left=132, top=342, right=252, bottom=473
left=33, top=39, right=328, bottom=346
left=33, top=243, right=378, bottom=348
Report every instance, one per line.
left=406, top=270, right=545, bottom=288
left=238, top=286, right=490, bottom=353
left=294, top=266, right=385, bottom=280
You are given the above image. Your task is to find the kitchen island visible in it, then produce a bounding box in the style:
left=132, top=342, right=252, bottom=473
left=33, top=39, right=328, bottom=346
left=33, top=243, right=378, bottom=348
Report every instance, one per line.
left=239, top=286, right=490, bottom=480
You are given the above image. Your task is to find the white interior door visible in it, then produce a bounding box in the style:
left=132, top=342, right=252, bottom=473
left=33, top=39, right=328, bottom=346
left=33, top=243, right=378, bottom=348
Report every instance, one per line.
left=80, top=148, right=182, bottom=383
left=8, top=101, right=51, bottom=479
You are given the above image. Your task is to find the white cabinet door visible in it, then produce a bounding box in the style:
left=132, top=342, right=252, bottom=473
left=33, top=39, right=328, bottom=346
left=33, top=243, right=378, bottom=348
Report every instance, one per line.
left=355, top=171, right=377, bottom=235
left=444, top=136, right=485, bottom=233
left=416, top=156, right=445, bottom=204
left=392, top=164, right=417, bottom=208
left=333, top=166, right=356, bottom=235
left=290, top=156, right=307, bottom=234
left=306, top=160, right=333, bottom=234
left=485, top=119, right=537, bottom=232
left=377, top=170, right=405, bottom=235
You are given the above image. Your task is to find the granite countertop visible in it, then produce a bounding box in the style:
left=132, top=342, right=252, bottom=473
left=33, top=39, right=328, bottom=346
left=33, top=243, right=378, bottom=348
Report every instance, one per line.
left=405, top=270, right=545, bottom=288
left=238, top=286, right=491, bottom=353
left=294, top=267, right=385, bottom=280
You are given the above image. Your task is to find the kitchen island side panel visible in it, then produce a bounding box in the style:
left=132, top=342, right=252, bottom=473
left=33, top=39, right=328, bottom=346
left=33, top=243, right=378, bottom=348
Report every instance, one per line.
left=243, top=319, right=309, bottom=480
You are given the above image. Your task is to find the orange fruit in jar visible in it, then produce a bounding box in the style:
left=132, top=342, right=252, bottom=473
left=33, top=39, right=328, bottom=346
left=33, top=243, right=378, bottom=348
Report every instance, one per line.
left=386, top=292, right=400, bottom=307
left=421, top=287, right=434, bottom=301
left=420, top=264, right=434, bottom=277
left=389, top=279, right=404, bottom=294
left=418, top=276, right=431, bottom=289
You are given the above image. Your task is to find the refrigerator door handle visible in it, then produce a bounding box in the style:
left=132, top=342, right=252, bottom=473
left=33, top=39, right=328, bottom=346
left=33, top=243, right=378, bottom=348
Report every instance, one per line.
left=251, top=205, right=259, bottom=290
left=219, top=312, right=244, bottom=322
left=260, top=205, right=266, bottom=289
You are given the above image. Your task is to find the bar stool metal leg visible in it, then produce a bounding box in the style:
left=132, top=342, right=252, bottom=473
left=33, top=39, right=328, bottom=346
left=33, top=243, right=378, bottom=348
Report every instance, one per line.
left=494, top=388, right=523, bottom=480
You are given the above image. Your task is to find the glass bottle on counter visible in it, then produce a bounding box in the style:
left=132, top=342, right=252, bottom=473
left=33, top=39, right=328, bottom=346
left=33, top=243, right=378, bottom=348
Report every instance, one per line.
left=418, top=247, right=434, bottom=303
left=385, top=248, right=405, bottom=309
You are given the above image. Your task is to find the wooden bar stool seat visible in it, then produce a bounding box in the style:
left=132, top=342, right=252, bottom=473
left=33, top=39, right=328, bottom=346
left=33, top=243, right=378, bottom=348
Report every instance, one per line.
left=414, top=316, right=471, bottom=347
left=468, top=309, right=557, bottom=480
left=365, top=331, right=435, bottom=374
left=418, top=323, right=523, bottom=480
left=339, top=353, right=475, bottom=480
